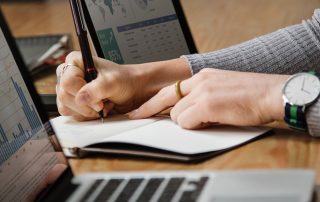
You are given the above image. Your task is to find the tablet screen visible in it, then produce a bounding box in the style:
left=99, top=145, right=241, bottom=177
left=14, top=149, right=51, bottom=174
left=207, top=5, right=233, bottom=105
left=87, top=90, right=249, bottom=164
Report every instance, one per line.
left=84, top=0, right=194, bottom=64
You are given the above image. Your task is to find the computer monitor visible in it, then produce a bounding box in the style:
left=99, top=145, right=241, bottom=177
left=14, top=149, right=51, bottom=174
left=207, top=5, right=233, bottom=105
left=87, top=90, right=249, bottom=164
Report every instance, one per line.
left=0, top=10, right=69, bottom=202
left=82, top=0, right=197, bottom=64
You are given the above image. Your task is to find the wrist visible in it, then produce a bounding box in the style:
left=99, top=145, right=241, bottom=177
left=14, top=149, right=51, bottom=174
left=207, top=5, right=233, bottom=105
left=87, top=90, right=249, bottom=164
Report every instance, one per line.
left=134, top=58, right=192, bottom=97
left=263, top=75, right=289, bottom=123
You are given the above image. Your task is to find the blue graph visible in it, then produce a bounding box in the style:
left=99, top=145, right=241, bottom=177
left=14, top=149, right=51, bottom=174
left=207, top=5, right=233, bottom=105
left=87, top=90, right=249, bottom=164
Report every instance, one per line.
left=0, top=77, right=42, bottom=165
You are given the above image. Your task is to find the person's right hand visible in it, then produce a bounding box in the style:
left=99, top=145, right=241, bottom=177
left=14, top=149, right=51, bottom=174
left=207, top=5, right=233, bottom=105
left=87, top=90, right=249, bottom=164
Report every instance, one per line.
left=56, top=51, right=191, bottom=121
left=56, top=52, right=149, bottom=121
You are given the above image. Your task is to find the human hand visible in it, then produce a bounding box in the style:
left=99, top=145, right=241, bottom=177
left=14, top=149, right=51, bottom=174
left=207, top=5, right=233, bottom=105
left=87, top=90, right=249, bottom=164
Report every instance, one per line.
left=56, top=52, right=148, bottom=120
left=56, top=52, right=191, bottom=121
left=129, top=69, right=289, bottom=129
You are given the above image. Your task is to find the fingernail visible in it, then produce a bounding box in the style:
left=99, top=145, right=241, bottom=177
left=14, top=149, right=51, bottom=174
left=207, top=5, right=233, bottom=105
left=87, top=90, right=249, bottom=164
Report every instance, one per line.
left=92, top=103, right=102, bottom=112
left=78, top=92, right=90, bottom=105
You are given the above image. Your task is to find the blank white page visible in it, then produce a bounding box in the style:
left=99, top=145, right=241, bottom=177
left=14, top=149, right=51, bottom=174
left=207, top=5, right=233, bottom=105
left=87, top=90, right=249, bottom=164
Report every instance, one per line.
left=51, top=115, right=270, bottom=154
left=102, top=119, right=269, bottom=154
left=51, top=115, right=159, bottom=148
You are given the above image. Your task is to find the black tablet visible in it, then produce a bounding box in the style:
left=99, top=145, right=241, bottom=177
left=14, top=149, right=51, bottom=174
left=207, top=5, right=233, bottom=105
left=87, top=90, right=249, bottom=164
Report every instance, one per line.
left=81, top=0, right=197, bottom=64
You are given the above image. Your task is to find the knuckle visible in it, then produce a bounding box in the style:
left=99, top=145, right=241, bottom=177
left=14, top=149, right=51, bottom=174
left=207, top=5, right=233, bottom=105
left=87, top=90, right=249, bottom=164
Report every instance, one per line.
left=56, top=63, right=65, bottom=75
left=60, top=76, right=75, bottom=91
left=200, top=93, right=211, bottom=105
left=57, top=93, right=68, bottom=104
left=106, top=74, right=119, bottom=85
left=65, top=51, right=81, bottom=62
left=59, top=76, right=68, bottom=88
left=195, top=72, right=208, bottom=81
left=58, top=105, right=71, bottom=116
left=198, top=81, right=213, bottom=92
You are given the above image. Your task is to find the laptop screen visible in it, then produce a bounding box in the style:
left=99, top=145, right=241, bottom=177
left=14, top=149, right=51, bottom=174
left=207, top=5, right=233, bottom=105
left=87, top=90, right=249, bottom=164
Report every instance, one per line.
left=83, top=0, right=196, bottom=64
left=0, top=12, right=68, bottom=202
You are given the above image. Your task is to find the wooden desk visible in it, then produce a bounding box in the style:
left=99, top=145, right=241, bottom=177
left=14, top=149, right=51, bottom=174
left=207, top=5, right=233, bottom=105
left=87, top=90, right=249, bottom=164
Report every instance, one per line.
left=2, top=0, right=320, bottom=183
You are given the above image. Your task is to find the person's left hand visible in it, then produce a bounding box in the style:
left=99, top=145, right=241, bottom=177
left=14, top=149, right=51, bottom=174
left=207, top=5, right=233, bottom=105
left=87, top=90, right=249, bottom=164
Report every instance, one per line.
left=128, top=68, right=289, bottom=129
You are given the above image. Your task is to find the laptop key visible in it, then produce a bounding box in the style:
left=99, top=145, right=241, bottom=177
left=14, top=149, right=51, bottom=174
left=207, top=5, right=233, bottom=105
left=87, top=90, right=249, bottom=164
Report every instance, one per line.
left=94, top=179, right=123, bottom=202
left=179, top=176, right=209, bottom=202
left=115, top=178, right=144, bottom=202
left=136, top=178, right=164, bottom=202
left=158, top=177, right=185, bottom=202
left=80, top=179, right=104, bottom=202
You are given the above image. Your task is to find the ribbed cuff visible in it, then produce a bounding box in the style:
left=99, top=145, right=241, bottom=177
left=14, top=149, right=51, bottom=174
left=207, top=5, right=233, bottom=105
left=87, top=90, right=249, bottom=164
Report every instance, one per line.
left=179, top=55, right=196, bottom=75
left=306, top=99, right=320, bottom=137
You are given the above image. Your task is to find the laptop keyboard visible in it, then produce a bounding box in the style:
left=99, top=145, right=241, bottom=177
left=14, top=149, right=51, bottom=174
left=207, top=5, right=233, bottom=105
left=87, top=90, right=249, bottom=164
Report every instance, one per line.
left=74, top=176, right=209, bottom=202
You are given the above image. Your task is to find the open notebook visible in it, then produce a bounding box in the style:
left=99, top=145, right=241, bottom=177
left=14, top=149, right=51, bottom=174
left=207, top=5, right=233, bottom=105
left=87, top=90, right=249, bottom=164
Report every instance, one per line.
left=50, top=115, right=271, bottom=162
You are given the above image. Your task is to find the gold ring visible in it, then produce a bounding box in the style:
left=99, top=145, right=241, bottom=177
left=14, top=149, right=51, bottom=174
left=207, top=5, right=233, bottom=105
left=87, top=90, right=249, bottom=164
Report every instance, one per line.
left=175, top=80, right=183, bottom=99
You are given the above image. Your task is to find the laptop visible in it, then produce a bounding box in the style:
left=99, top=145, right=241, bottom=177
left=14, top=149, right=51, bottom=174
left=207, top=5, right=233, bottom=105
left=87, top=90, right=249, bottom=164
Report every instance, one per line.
left=0, top=9, right=316, bottom=202
left=81, top=0, right=197, bottom=64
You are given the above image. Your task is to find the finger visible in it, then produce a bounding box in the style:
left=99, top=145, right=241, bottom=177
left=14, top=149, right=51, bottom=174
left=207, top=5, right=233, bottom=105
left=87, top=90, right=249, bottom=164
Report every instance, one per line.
left=58, top=88, right=100, bottom=118
left=170, top=92, right=197, bottom=123
left=65, top=51, right=85, bottom=70
left=57, top=52, right=85, bottom=80
left=75, top=78, right=107, bottom=109
left=57, top=97, right=101, bottom=121
left=56, top=63, right=66, bottom=90
left=60, top=68, right=86, bottom=96
left=56, top=97, right=74, bottom=116
left=128, top=73, right=209, bottom=119
left=128, top=78, right=195, bottom=119
left=56, top=63, right=65, bottom=78
left=128, top=85, right=179, bottom=119
left=176, top=104, right=206, bottom=129
left=57, top=96, right=86, bottom=120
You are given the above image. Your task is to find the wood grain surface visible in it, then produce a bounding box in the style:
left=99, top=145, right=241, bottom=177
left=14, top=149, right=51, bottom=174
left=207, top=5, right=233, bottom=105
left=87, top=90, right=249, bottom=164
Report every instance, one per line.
left=2, top=0, right=320, bottom=183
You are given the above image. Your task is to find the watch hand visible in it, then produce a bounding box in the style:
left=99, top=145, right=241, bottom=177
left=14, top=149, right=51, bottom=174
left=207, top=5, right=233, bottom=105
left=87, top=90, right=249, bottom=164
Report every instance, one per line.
left=303, top=89, right=311, bottom=94
left=301, top=77, right=306, bottom=90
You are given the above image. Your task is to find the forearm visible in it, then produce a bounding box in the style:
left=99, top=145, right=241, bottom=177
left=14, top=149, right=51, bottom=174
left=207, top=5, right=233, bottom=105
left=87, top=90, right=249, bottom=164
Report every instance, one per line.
left=133, top=58, right=192, bottom=98
left=184, top=9, right=320, bottom=75
left=182, top=9, right=320, bottom=136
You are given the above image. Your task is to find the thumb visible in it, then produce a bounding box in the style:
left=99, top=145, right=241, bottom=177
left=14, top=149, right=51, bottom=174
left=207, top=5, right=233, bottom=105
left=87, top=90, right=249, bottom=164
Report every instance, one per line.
left=75, top=79, right=106, bottom=111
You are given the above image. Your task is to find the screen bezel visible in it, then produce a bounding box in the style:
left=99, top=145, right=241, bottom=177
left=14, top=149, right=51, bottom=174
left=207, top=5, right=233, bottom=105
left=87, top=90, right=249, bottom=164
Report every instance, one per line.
left=81, top=0, right=198, bottom=61
left=0, top=8, right=73, bottom=199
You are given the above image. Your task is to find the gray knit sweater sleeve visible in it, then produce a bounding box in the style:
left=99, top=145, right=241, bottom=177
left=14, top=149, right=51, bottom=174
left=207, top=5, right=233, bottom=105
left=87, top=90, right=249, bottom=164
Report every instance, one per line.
left=183, top=9, right=320, bottom=137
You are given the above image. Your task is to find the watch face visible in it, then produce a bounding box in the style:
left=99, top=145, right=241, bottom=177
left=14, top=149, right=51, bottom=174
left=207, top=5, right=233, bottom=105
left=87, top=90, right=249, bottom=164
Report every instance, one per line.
left=283, top=73, right=320, bottom=106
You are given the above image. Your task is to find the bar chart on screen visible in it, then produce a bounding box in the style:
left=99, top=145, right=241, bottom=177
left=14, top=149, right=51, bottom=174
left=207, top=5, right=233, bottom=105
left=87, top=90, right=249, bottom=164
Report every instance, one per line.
left=0, top=36, right=43, bottom=166
left=0, top=27, right=63, bottom=202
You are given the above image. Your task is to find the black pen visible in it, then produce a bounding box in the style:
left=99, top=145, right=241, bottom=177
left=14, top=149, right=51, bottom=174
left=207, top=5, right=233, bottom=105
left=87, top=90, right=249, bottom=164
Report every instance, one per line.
left=69, top=0, right=104, bottom=123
